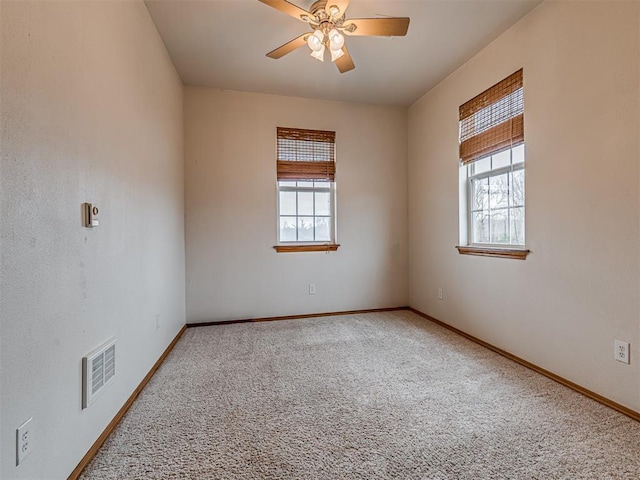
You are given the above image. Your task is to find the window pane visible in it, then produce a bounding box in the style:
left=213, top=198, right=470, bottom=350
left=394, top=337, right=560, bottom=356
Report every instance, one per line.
left=279, top=181, right=297, bottom=187
left=298, top=217, right=314, bottom=241
left=472, top=156, right=491, bottom=175
left=279, top=191, right=296, bottom=216
left=471, top=177, right=489, bottom=211
left=511, top=169, right=525, bottom=207
left=510, top=207, right=525, bottom=245
left=489, top=173, right=509, bottom=209
left=315, top=191, right=331, bottom=216
left=472, top=211, right=489, bottom=243
left=492, top=149, right=511, bottom=169
left=297, top=181, right=314, bottom=188
left=280, top=217, right=297, bottom=242
left=490, top=210, right=508, bottom=244
left=512, top=144, right=525, bottom=164
left=313, top=180, right=330, bottom=188
left=298, top=192, right=314, bottom=216
left=315, top=217, right=331, bottom=241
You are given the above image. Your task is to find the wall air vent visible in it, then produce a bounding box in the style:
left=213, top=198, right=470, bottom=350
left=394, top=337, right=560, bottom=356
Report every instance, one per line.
left=82, top=338, right=116, bottom=409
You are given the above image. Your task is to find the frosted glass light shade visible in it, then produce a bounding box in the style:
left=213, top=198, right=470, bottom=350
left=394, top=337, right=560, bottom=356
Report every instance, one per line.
left=310, top=45, right=325, bottom=62
left=307, top=30, right=325, bottom=52
left=330, top=47, right=344, bottom=62
left=328, top=29, right=344, bottom=51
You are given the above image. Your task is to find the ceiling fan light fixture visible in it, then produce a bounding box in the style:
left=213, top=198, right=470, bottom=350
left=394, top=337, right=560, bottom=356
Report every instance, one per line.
left=259, top=0, right=411, bottom=74
left=328, top=28, right=344, bottom=51
left=330, top=47, right=344, bottom=62
left=310, top=45, right=325, bottom=62
left=307, top=29, right=325, bottom=52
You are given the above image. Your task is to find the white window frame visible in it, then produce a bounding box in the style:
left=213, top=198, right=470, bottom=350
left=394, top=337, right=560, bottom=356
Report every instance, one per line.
left=276, top=180, right=337, bottom=245
left=465, top=145, right=525, bottom=247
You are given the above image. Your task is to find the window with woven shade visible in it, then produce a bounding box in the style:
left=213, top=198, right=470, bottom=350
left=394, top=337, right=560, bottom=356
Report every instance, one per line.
left=459, top=69, right=523, bottom=164
left=274, top=127, right=339, bottom=252
left=457, top=69, right=529, bottom=259
left=277, top=127, right=336, bottom=181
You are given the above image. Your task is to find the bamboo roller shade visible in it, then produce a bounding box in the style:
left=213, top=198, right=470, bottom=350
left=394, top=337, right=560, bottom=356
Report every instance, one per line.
left=459, top=69, right=524, bottom=165
left=277, top=127, right=336, bottom=181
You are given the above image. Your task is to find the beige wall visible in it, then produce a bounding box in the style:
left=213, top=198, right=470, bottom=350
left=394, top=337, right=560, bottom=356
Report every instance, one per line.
left=408, top=0, right=640, bottom=411
left=0, top=1, right=185, bottom=478
left=185, top=88, right=408, bottom=323
left=2, top=1, right=638, bottom=478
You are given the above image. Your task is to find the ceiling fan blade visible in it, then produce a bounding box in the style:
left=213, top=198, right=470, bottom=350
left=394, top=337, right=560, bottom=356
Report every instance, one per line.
left=343, top=17, right=410, bottom=37
left=258, top=0, right=314, bottom=22
left=325, top=0, right=350, bottom=18
left=266, top=33, right=309, bottom=59
left=335, top=46, right=355, bottom=73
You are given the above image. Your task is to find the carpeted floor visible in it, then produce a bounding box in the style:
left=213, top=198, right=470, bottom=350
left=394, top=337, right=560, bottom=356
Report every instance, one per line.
left=81, top=310, right=640, bottom=479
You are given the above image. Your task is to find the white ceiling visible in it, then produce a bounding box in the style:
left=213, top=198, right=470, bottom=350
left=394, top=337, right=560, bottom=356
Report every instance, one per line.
left=145, top=0, right=542, bottom=107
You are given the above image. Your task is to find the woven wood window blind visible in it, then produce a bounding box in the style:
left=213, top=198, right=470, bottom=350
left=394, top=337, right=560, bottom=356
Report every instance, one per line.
left=459, top=69, right=524, bottom=165
left=277, top=127, right=336, bottom=181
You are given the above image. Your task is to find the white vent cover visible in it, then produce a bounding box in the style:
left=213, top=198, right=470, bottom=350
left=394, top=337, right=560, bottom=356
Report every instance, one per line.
left=82, top=338, right=116, bottom=409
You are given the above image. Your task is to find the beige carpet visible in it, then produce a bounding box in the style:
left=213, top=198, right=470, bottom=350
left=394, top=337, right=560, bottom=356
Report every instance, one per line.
left=81, top=310, right=640, bottom=479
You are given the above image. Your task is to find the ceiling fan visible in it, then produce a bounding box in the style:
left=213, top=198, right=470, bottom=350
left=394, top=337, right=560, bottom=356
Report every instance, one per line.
left=258, top=0, right=410, bottom=73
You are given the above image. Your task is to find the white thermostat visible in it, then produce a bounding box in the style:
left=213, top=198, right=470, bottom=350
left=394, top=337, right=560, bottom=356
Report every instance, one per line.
left=83, top=203, right=100, bottom=228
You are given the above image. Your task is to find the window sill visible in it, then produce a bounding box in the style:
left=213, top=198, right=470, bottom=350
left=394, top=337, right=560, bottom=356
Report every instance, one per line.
left=274, top=244, right=340, bottom=253
left=456, top=245, right=529, bottom=260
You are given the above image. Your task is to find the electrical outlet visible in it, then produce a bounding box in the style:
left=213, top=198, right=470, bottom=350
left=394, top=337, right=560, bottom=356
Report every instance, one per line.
left=16, top=417, right=33, bottom=466
left=155, top=314, right=160, bottom=330
left=309, top=283, right=316, bottom=295
left=614, top=340, right=630, bottom=364
left=438, top=288, right=443, bottom=300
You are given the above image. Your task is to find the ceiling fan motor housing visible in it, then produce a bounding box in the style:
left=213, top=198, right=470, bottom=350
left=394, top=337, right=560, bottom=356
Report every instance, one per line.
left=308, top=1, right=344, bottom=30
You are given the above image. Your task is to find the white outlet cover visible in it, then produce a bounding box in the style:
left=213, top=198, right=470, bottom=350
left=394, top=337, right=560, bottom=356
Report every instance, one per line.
left=614, top=340, right=630, bottom=364
left=16, top=417, right=33, bottom=465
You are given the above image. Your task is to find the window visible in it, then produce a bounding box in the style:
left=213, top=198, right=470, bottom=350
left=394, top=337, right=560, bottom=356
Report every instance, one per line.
left=275, top=127, right=338, bottom=252
left=468, top=145, right=525, bottom=245
left=457, top=69, right=529, bottom=259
